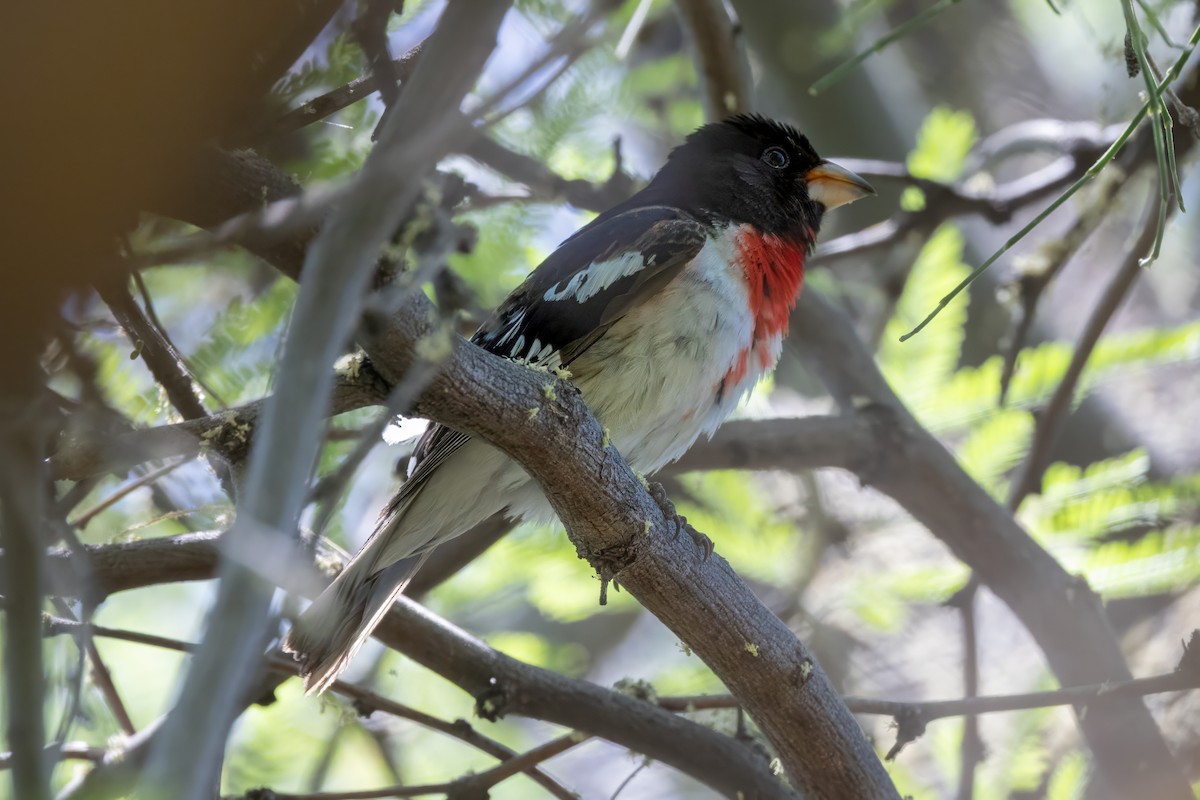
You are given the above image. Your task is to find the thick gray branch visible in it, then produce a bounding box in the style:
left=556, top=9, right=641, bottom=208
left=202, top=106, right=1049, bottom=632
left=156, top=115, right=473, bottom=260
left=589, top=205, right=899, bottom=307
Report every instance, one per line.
left=357, top=288, right=897, bottom=796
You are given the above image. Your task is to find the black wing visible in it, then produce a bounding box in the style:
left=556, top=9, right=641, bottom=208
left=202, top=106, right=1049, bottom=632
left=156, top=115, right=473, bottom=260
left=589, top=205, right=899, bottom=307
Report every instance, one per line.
left=381, top=205, right=708, bottom=526
left=473, top=205, right=709, bottom=366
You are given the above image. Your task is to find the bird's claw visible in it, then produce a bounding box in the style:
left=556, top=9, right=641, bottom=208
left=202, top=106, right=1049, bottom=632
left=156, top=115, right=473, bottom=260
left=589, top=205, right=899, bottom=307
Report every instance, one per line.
left=685, top=524, right=714, bottom=560
left=647, top=481, right=713, bottom=561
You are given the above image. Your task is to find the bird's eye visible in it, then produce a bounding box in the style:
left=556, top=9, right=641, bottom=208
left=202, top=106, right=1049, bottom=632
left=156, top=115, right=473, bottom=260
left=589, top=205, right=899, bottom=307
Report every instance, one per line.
left=761, top=146, right=789, bottom=169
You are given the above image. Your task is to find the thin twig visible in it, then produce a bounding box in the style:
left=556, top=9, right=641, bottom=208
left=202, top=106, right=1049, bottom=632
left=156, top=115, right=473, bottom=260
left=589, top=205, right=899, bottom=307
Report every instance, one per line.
left=899, top=23, right=1200, bottom=340
left=131, top=269, right=228, bottom=408
left=354, top=0, right=403, bottom=113
left=1007, top=192, right=1164, bottom=507
left=96, top=279, right=209, bottom=421
left=609, top=760, right=649, bottom=800
left=809, top=0, right=962, bottom=96
left=455, top=733, right=586, bottom=796
left=0, top=744, right=107, bottom=771
left=49, top=362, right=390, bottom=482
left=814, top=153, right=1092, bottom=266
left=68, top=458, right=190, bottom=529
left=660, top=628, right=1200, bottom=757
left=258, top=45, right=425, bottom=142
left=947, top=584, right=980, bottom=800
left=50, top=599, right=137, bottom=737
left=997, top=171, right=1123, bottom=404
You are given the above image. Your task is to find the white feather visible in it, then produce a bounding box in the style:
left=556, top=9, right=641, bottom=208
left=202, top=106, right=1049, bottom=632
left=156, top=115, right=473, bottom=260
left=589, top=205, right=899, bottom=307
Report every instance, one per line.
left=543, top=251, right=645, bottom=303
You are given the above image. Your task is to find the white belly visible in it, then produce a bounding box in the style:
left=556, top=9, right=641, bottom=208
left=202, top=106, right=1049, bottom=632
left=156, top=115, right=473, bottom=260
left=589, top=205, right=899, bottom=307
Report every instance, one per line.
left=570, top=234, right=776, bottom=474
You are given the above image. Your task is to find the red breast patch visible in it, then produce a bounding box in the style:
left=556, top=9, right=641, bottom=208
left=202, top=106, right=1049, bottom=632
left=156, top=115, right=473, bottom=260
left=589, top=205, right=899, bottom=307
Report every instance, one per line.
left=735, top=228, right=806, bottom=342
left=720, top=228, right=807, bottom=391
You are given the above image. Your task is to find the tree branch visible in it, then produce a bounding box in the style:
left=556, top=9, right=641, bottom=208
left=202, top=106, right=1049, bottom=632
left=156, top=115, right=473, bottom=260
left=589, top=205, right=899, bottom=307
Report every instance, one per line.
left=113, top=17, right=1200, bottom=795
left=674, top=0, right=751, bottom=119
left=355, top=298, right=896, bottom=797
left=661, top=628, right=1200, bottom=759
left=0, top=405, right=51, bottom=800
left=48, top=360, right=390, bottom=481
left=139, top=6, right=515, bottom=796
left=1007, top=192, right=1164, bottom=507
left=96, top=278, right=210, bottom=420
left=37, top=541, right=799, bottom=800
left=256, top=47, right=425, bottom=143
left=788, top=289, right=1192, bottom=797
left=0, top=743, right=106, bottom=771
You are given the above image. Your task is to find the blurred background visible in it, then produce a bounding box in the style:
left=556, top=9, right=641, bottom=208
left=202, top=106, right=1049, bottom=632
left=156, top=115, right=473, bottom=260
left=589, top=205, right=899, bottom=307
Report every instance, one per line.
left=6, top=0, right=1200, bottom=798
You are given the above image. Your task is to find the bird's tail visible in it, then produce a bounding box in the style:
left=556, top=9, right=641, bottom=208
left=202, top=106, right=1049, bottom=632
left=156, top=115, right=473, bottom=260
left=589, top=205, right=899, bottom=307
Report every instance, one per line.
left=284, top=549, right=425, bottom=695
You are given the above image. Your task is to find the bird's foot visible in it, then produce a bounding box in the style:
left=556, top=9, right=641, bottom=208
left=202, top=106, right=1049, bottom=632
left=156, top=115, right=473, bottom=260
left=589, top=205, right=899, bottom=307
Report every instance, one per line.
left=647, top=481, right=713, bottom=560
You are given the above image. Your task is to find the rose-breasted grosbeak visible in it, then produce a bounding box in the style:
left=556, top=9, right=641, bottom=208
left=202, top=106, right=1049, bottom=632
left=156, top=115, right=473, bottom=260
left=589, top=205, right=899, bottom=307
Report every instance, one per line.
left=285, top=113, right=874, bottom=692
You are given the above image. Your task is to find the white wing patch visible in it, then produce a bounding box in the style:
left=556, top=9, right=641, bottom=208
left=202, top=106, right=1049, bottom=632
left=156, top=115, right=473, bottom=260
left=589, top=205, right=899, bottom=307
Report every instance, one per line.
left=542, top=251, right=645, bottom=303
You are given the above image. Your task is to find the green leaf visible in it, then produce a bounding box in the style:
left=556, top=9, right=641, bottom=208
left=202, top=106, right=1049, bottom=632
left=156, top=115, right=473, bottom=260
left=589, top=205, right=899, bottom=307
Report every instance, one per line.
left=920, top=321, right=1200, bottom=433
left=957, top=408, right=1034, bottom=497
left=885, top=564, right=970, bottom=605
left=1046, top=752, right=1088, bottom=800
left=1024, top=453, right=1200, bottom=544
left=484, top=631, right=588, bottom=675
left=189, top=278, right=298, bottom=403
left=1074, top=526, right=1200, bottom=599
left=880, top=225, right=971, bottom=409
left=907, top=106, right=978, bottom=182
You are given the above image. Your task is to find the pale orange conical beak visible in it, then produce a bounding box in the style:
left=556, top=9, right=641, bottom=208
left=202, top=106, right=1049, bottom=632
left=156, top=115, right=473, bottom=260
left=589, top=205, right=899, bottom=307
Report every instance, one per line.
left=804, top=160, right=875, bottom=210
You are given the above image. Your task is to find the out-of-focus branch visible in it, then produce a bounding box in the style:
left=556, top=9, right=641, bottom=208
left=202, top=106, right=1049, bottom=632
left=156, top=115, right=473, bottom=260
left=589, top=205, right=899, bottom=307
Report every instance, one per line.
left=674, top=0, right=751, bottom=119
left=69, top=459, right=188, bottom=530
left=48, top=360, right=390, bottom=481
left=0, top=407, right=51, bottom=800
left=998, top=170, right=1124, bottom=404
left=139, top=5, right=515, bottom=798
left=462, top=135, right=636, bottom=212
left=816, top=132, right=1111, bottom=266
left=48, top=599, right=137, bottom=737
left=352, top=0, right=403, bottom=115
left=230, top=27, right=636, bottom=215
left=1007, top=193, right=1164, bottom=508
left=238, top=732, right=584, bottom=800
left=947, top=584, right=981, bottom=800
left=43, top=616, right=580, bottom=800
left=0, top=743, right=106, bottom=771
left=664, top=415, right=873, bottom=476
left=788, top=289, right=1192, bottom=798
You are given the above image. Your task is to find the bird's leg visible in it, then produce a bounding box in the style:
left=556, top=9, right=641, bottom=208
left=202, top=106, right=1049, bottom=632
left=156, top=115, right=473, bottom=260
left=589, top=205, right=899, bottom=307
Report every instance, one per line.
left=647, top=481, right=713, bottom=560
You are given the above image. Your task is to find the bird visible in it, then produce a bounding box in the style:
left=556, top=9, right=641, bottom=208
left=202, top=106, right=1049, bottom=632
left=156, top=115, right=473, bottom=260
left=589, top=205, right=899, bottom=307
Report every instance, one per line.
left=284, top=113, right=874, bottom=693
